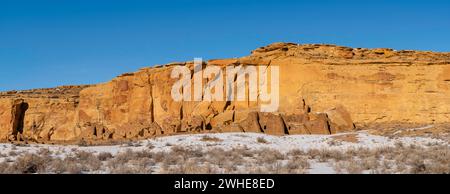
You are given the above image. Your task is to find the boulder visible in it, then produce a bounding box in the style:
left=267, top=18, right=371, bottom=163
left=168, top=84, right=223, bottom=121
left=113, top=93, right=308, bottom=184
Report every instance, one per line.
left=282, top=114, right=310, bottom=134
left=243, top=112, right=263, bottom=133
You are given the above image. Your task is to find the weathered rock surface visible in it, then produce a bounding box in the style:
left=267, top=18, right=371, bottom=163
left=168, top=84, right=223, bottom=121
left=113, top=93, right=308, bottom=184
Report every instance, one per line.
left=1, top=42, right=450, bottom=143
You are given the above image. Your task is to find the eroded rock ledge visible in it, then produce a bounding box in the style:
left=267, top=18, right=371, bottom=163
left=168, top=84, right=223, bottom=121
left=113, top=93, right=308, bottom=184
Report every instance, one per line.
left=1, top=42, right=449, bottom=143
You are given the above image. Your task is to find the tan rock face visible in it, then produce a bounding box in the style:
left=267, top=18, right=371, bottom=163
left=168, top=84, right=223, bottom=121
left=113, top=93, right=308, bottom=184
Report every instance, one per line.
left=326, top=106, right=355, bottom=134
left=1, top=42, right=449, bottom=142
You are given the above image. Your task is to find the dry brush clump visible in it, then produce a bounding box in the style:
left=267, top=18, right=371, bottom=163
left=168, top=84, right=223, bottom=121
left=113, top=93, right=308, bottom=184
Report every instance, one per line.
left=0, top=141, right=448, bottom=174
left=256, top=137, right=269, bottom=144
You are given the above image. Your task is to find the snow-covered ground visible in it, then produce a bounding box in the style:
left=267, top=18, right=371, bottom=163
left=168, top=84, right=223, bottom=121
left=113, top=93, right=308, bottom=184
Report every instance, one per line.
left=1, top=131, right=448, bottom=174
left=1, top=131, right=446, bottom=156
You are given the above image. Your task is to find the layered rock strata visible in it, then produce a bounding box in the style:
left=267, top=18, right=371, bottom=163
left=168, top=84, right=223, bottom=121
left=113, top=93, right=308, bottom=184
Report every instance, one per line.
left=1, top=43, right=449, bottom=142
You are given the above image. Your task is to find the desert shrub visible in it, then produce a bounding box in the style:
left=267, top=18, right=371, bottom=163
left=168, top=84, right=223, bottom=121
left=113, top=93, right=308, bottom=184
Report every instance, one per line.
left=266, top=162, right=284, bottom=174
left=71, top=150, right=101, bottom=171
left=394, top=162, right=407, bottom=173
left=146, top=142, right=155, bottom=149
left=65, top=162, right=83, bottom=174
left=106, top=149, right=138, bottom=170
left=74, top=150, right=95, bottom=161
left=164, top=160, right=207, bottom=174
left=151, top=151, right=166, bottom=163
left=371, top=147, right=393, bottom=160
left=8, top=151, right=18, bottom=157
left=161, top=153, right=183, bottom=166
left=255, top=149, right=284, bottom=164
left=381, top=160, right=394, bottom=173
left=37, top=148, right=52, bottom=156
left=185, top=148, right=204, bottom=158
left=9, top=154, right=48, bottom=174
left=171, top=145, right=187, bottom=155
left=232, top=147, right=254, bottom=158
left=424, top=162, right=450, bottom=174
left=306, top=148, right=347, bottom=162
left=0, top=162, right=11, bottom=174
left=47, top=158, right=67, bottom=174
left=340, top=160, right=364, bottom=174
left=205, top=148, right=227, bottom=167
left=428, top=145, right=450, bottom=164
left=288, top=149, right=306, bottom=157
left=223, top=150, right=245, bottom=166
left=134, top=150, right=153, bottom=159
left=115, top=149, right=137, bottom=163
left=360, top=156, right=379, bottom=171
left=115, top=158, right=153, bottom=174
left=327, top=139, right=342, bottom=146
left=406, top=155, right=423, bottom=172
left=125, top=141, right=142, bottom=147
left=306, top=149, right=321, bottom=159
left=317, top=149, right=342, bottom=162
left=354, top=147, right=372, bottom=158
left=135, top=157, right=155, bottom=170
left=110, top=165, right=141, bottom=174
left=84, top=157, right=102, bottom=171
left=283, top=156, right=310, bottom=174
left=222, top=163, right=237, bottom=173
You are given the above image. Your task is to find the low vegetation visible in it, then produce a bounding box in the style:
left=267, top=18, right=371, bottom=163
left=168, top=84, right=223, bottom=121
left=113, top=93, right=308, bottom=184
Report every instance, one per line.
left=256, top=137, right=269, bottom=144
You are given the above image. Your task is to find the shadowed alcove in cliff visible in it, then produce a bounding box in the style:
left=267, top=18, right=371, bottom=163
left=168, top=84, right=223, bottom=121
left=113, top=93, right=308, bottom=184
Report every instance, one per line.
left=11, top=101, right=29, bottom=137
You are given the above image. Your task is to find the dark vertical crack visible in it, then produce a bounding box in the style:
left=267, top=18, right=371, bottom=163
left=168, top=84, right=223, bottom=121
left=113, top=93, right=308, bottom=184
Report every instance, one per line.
left=280, top=114, right=289, bottom=135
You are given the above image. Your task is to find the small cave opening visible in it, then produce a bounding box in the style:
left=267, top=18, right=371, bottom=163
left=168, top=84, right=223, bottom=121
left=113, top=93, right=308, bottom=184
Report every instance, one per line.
left=12, top=101, right=29, bottom=137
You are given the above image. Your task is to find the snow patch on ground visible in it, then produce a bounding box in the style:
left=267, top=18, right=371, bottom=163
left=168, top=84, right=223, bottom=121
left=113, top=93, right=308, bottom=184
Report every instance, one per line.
left=1, top=131, right=447, bottom=158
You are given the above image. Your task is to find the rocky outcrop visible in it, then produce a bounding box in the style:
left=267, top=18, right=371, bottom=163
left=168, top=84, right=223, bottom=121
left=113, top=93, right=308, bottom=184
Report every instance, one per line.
left=2, top=42, right=450, bottom=143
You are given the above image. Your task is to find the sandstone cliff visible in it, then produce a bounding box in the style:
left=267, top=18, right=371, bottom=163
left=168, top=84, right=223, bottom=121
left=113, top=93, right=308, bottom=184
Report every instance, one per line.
left=1, top=43, right=449, bottom=143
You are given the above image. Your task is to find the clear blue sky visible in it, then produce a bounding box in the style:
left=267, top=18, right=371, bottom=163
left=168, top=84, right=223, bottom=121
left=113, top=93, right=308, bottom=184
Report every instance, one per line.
left=1, top=0, right=449, bottom=91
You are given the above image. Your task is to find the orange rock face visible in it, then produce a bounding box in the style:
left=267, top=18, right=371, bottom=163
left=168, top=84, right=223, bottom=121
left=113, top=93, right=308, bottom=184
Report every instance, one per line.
left=1, top=42, right=450, bottom=142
